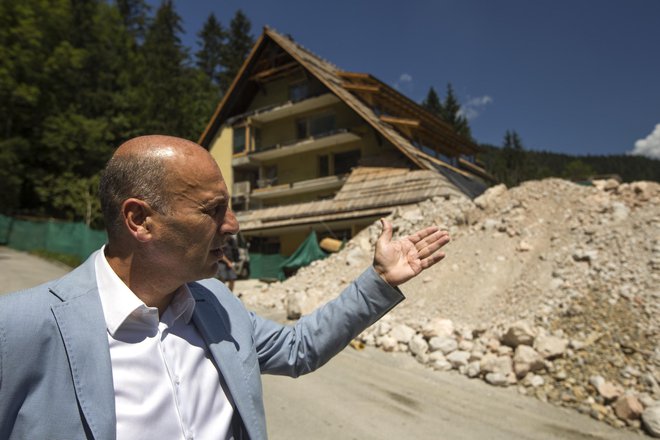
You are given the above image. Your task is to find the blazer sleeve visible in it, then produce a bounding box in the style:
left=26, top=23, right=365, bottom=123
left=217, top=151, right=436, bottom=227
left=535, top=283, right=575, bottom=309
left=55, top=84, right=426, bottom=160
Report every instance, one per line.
left=251, top=266, right=404, bottom=377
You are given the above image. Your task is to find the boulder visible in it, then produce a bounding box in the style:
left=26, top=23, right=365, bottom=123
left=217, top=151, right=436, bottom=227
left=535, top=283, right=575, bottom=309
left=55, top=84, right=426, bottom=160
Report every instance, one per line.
left=513, top=345, right=545, bottom=378
left=614, top=394, right=643, bottom=421
left=429, top=336, right=458, bottom=355
left=534, top=335, right=568, bottom=359
left=501, top=321, right=535, bottom=348
left=390, top=324, right=416, bottom=344
left=421, top=318, right=454, bottom=338
left=446, top=350, right=471, bottom=368
left=409, top=334, right=429, bottom=356
left=642, top=403, right=660, bottom=438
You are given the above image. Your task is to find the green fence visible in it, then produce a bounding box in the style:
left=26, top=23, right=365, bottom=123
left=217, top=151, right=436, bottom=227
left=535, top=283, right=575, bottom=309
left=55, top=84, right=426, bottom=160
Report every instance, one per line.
left=0, top=215, right=106, bottom=262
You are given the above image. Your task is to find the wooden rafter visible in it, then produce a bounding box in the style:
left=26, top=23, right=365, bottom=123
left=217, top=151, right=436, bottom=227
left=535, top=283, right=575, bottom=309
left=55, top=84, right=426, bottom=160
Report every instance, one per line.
left=379, top=115, right=420, bottom=128
left=342, top=83, right=380, bottom=93
left=250, top=61, right=300, bottom=82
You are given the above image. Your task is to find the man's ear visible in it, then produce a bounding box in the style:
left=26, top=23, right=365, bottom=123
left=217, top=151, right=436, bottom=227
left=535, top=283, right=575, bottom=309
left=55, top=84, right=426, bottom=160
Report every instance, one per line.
left=121, top=198, right=154, bottom=242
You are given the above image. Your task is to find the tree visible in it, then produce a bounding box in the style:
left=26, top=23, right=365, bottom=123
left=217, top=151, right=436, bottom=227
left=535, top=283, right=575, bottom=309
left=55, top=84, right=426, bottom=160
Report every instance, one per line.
left=562, top=160, right=594, bottom=181
left=196, top=13, right=225, bottom=87
left=219, top=9, right=254, bottom=92
left=496, top=130, right=528, bottom=187
left=116, top=0, right=150, bottom=42
left=422, top=87, right=443, bottom=117
left=441, top=83, right=471, bottom=139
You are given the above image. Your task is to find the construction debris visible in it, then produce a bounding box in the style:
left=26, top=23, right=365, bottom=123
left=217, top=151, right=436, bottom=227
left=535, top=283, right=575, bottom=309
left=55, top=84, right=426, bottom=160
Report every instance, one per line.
left=238, top=178, right=660, bottom=437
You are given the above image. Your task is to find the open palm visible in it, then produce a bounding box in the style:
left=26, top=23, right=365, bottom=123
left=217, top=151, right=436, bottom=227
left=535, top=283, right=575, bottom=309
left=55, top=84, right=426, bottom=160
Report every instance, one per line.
left=373, top=219, right=450, bottom=287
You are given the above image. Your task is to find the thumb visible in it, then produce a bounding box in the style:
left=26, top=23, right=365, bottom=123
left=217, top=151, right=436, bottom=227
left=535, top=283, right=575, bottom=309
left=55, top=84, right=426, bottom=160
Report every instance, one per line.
left=378, top=218, right=393, bottom=245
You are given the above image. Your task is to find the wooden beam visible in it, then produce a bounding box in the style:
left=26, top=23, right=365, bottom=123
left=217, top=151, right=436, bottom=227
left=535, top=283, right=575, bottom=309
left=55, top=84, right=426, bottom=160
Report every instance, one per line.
left=338, top=71, right=372, bottom=80
left=379, top=115, right=421, bottom=128
left=343, top=83, right=380, bottom=93
left=250, top=61, right=299, bottom=82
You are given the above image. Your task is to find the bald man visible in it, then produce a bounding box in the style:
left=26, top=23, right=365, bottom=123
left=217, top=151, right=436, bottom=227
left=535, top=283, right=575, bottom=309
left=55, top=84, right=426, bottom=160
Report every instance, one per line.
left=0, top=135, right=450, bottom=440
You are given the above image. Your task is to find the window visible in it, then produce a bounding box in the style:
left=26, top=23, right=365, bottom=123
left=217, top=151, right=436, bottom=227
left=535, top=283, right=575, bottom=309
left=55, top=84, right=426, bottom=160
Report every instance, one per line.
left=289, top=81, right=309, bottom=102
left=334, top=150, right=361, bottom=175
left=295, top=113, right=336, bottom=139
left=233, top=127, right=246, bottom=154
left=319, top=155, right=329, bottom=177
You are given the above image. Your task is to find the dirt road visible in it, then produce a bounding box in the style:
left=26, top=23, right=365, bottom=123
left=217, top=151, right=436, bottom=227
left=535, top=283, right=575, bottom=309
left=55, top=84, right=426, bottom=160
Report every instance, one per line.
left=1, top=247, right=643, bottom=439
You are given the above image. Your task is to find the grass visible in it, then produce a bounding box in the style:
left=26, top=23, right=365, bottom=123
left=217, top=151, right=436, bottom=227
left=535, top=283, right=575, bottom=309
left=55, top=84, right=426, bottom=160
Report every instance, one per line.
left=30, top=249, right=81, bottom=268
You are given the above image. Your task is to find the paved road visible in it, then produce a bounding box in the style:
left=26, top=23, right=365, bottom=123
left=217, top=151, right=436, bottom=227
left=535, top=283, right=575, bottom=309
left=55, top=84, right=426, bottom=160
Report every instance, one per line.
left=1, top=247, right=643, bottom=439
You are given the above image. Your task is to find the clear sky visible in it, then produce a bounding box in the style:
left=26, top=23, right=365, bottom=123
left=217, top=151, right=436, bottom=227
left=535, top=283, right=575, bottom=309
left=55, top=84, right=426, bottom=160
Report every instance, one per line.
left=155, top=0, right=660, bottom=159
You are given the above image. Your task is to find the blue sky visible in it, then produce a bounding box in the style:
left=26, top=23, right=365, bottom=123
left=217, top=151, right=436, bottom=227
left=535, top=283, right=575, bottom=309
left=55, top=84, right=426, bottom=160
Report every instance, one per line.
left=155, top=0, right=660, bottom=158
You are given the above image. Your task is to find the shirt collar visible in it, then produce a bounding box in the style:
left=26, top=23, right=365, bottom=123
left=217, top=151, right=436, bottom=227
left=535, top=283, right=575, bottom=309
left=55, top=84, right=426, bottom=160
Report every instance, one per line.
left=95, top=246, right=196, bottom=336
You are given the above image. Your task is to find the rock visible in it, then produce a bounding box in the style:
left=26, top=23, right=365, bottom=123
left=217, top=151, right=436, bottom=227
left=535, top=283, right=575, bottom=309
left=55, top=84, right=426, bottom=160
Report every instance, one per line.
left=517, top=240, right=532, bottom=252
left=466, top=361, right=481, bottom=378
left=485, top=372, right=509, bottom=387
left=642, top=403, right=660, bottom=438
left=475, top=184, right=507, bottom=210
left=390, top=324, right=416, bottom=344
left=376, top=335, right=397, bottom=352
left=481, top=354, right=513, bottom=377
left=597, top=381, right=624, bottom=402
left=513, top=345, right=545, bottom=378
left=285, top=291, right=315, bottom=319
left=446, top=350, right=471, bottom=368
left=421, top=318, right=454, bottom=338
left=614, top=395, right=643, bottom=421
left=534, top=335, right=568, bottom=359
left=429, top=336, right=458, bottom=355
left=501, top=321, right=535, bottom=347
left=344, top=246, right=367, bottom=267
left=409, top=334, right=429, bottom=356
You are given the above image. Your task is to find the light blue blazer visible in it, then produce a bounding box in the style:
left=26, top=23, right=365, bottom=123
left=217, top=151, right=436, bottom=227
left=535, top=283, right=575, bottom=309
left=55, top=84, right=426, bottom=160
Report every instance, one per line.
left=0, top=251, right=403, bottom=439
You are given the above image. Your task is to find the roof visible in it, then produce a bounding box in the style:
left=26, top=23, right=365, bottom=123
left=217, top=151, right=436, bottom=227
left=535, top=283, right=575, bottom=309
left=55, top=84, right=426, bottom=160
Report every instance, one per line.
left=236, top=166, right=467, bottom=232
left=198, top=27, right=482, bottom=173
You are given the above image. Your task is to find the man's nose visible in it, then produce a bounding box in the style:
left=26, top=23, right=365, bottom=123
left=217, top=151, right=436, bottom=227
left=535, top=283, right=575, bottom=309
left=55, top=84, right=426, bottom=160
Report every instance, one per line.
left=220, top=208, right=240, bottom=235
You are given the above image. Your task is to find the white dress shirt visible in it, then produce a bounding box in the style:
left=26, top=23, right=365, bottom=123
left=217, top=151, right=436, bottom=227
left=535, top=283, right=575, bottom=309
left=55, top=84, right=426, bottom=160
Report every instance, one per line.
left=95, top=248, right=234, bottom=440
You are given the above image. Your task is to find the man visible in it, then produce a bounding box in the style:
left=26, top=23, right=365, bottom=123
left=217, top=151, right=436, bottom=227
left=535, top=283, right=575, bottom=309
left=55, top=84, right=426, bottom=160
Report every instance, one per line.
left=217, top=235, right=239, bottom=291
left=0, top=135, right=450, bottom=440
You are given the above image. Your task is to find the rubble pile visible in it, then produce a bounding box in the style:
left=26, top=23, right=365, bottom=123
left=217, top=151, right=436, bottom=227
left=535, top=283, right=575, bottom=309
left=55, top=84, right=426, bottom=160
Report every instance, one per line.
left=238, top=178, right=660, bottom=437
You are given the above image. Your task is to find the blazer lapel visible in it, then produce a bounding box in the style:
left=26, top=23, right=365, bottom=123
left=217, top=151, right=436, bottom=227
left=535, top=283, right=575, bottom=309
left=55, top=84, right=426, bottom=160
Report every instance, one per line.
left=50, top=254, right=116, bottom=440
left=190, top=286, right=260, bottom=440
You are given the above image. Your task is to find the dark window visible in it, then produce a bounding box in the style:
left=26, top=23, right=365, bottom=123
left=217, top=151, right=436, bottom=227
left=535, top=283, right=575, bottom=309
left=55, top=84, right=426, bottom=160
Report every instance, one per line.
left=233, top=127, right=246, bottom=154
left=295, top=113, right=336, bottom=139
left=319, top=155, right=329, bottom=177
left=289, top=82, right=309, bottom=102
left=334, top=150, right=361, bottom=175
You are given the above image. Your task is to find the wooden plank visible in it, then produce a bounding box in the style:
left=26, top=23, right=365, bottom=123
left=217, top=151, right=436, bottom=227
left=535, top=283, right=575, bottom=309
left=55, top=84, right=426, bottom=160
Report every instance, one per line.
left=379, top=115, right=421, bottom=128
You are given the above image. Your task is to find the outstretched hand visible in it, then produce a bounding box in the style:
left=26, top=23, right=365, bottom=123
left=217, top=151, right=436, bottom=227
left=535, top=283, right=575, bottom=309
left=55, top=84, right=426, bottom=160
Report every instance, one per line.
left=373, top=219, right=450, bottom=287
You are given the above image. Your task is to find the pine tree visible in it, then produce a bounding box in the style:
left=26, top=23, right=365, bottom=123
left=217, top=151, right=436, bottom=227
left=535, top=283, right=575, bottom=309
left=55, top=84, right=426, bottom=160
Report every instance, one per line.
left=421, top=87, right=443, bottom=117
left=196, top=13, right=225, bottom=87
left=441, top=83, right=472, bottom=139
left=498, top=130, right=528, bottom=186
left=219, top=10, right=254, bottom=92
left=116, top=0, right=151, bottom=42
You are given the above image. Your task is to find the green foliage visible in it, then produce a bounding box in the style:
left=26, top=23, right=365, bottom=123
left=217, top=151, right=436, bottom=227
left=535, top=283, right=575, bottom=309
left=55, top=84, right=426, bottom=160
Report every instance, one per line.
left=421, top=83, right=472, bottom=139
left=422, top=87, right=443, bottom=116
left=480, top=142, right=660, bottom=185
left=197, top=13, right=226, bottom=87
left=0, top=0, right=254, bottom=222
left=219, top=9, right=254, bottom=92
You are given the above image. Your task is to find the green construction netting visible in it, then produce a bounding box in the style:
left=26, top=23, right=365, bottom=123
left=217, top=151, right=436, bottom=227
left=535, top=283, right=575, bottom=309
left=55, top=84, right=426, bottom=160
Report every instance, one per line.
left=0, top=215, right=106, bottom=261
left=248, top=252, right=287, bottom=281
left=280, top=230, right=328, bottom=272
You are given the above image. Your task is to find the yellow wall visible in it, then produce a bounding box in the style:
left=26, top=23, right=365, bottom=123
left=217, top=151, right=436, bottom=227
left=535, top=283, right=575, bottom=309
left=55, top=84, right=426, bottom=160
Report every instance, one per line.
left=208, top=126, right=234, bottom=196
left=279, top=229, right=310, bottom=256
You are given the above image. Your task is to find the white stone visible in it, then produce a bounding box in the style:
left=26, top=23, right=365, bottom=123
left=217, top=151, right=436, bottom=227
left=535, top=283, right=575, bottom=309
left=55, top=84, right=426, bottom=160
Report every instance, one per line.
left=485, top=372, right=509, bottom=387
left=421, top=318, right=454, bottom=338
left=534, top=335, right=568, bottom=359
left=390, top=324, right=416, bottom=344
left=642, top=403, right=660, bottom=438
left=466, top=361, right=481, bottom=378
left=429, top=336, right=458, bottom=355
left=446, top=350, right=471, bottom=368
left=409, top=334, right=429, bottom=356
left=377, top=335, right=397, bottom=352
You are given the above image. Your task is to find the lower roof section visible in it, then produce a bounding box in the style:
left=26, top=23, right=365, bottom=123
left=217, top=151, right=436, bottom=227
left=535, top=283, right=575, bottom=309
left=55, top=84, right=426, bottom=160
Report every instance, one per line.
left=236, top=166, right=485, bottom=234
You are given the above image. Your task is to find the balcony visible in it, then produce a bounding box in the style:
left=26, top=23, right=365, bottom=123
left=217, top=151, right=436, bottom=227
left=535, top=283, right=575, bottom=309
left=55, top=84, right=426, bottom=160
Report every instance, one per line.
left=232, top=129, right=361, bottom=167
left=248, top=93, right=340, bottom=124
left=250, top=174, right=348, bottom=200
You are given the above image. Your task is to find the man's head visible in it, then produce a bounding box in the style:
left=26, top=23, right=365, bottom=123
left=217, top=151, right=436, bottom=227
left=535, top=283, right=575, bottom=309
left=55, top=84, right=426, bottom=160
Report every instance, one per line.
left=99, top=135, right=239, bottom=282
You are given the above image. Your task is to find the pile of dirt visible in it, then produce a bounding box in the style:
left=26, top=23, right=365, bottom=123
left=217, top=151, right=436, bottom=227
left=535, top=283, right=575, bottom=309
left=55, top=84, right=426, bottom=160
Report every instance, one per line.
left=238, top=178, right=660, bottom=436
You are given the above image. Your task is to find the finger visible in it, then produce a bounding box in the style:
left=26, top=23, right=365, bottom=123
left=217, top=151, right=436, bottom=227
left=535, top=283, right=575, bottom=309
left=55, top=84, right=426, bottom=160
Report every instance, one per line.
left=407, top=225, right=440, bottom=244
left=420, top=250, right=447, bottom=269
left=416, top=232, right=450, bottom=259
left=377, top=218, right=393, bottom=245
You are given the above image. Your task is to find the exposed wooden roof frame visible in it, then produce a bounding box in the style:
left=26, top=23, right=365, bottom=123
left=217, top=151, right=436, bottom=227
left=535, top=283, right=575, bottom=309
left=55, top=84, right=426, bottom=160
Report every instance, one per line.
left=250, top=61, right=301, bottom=82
